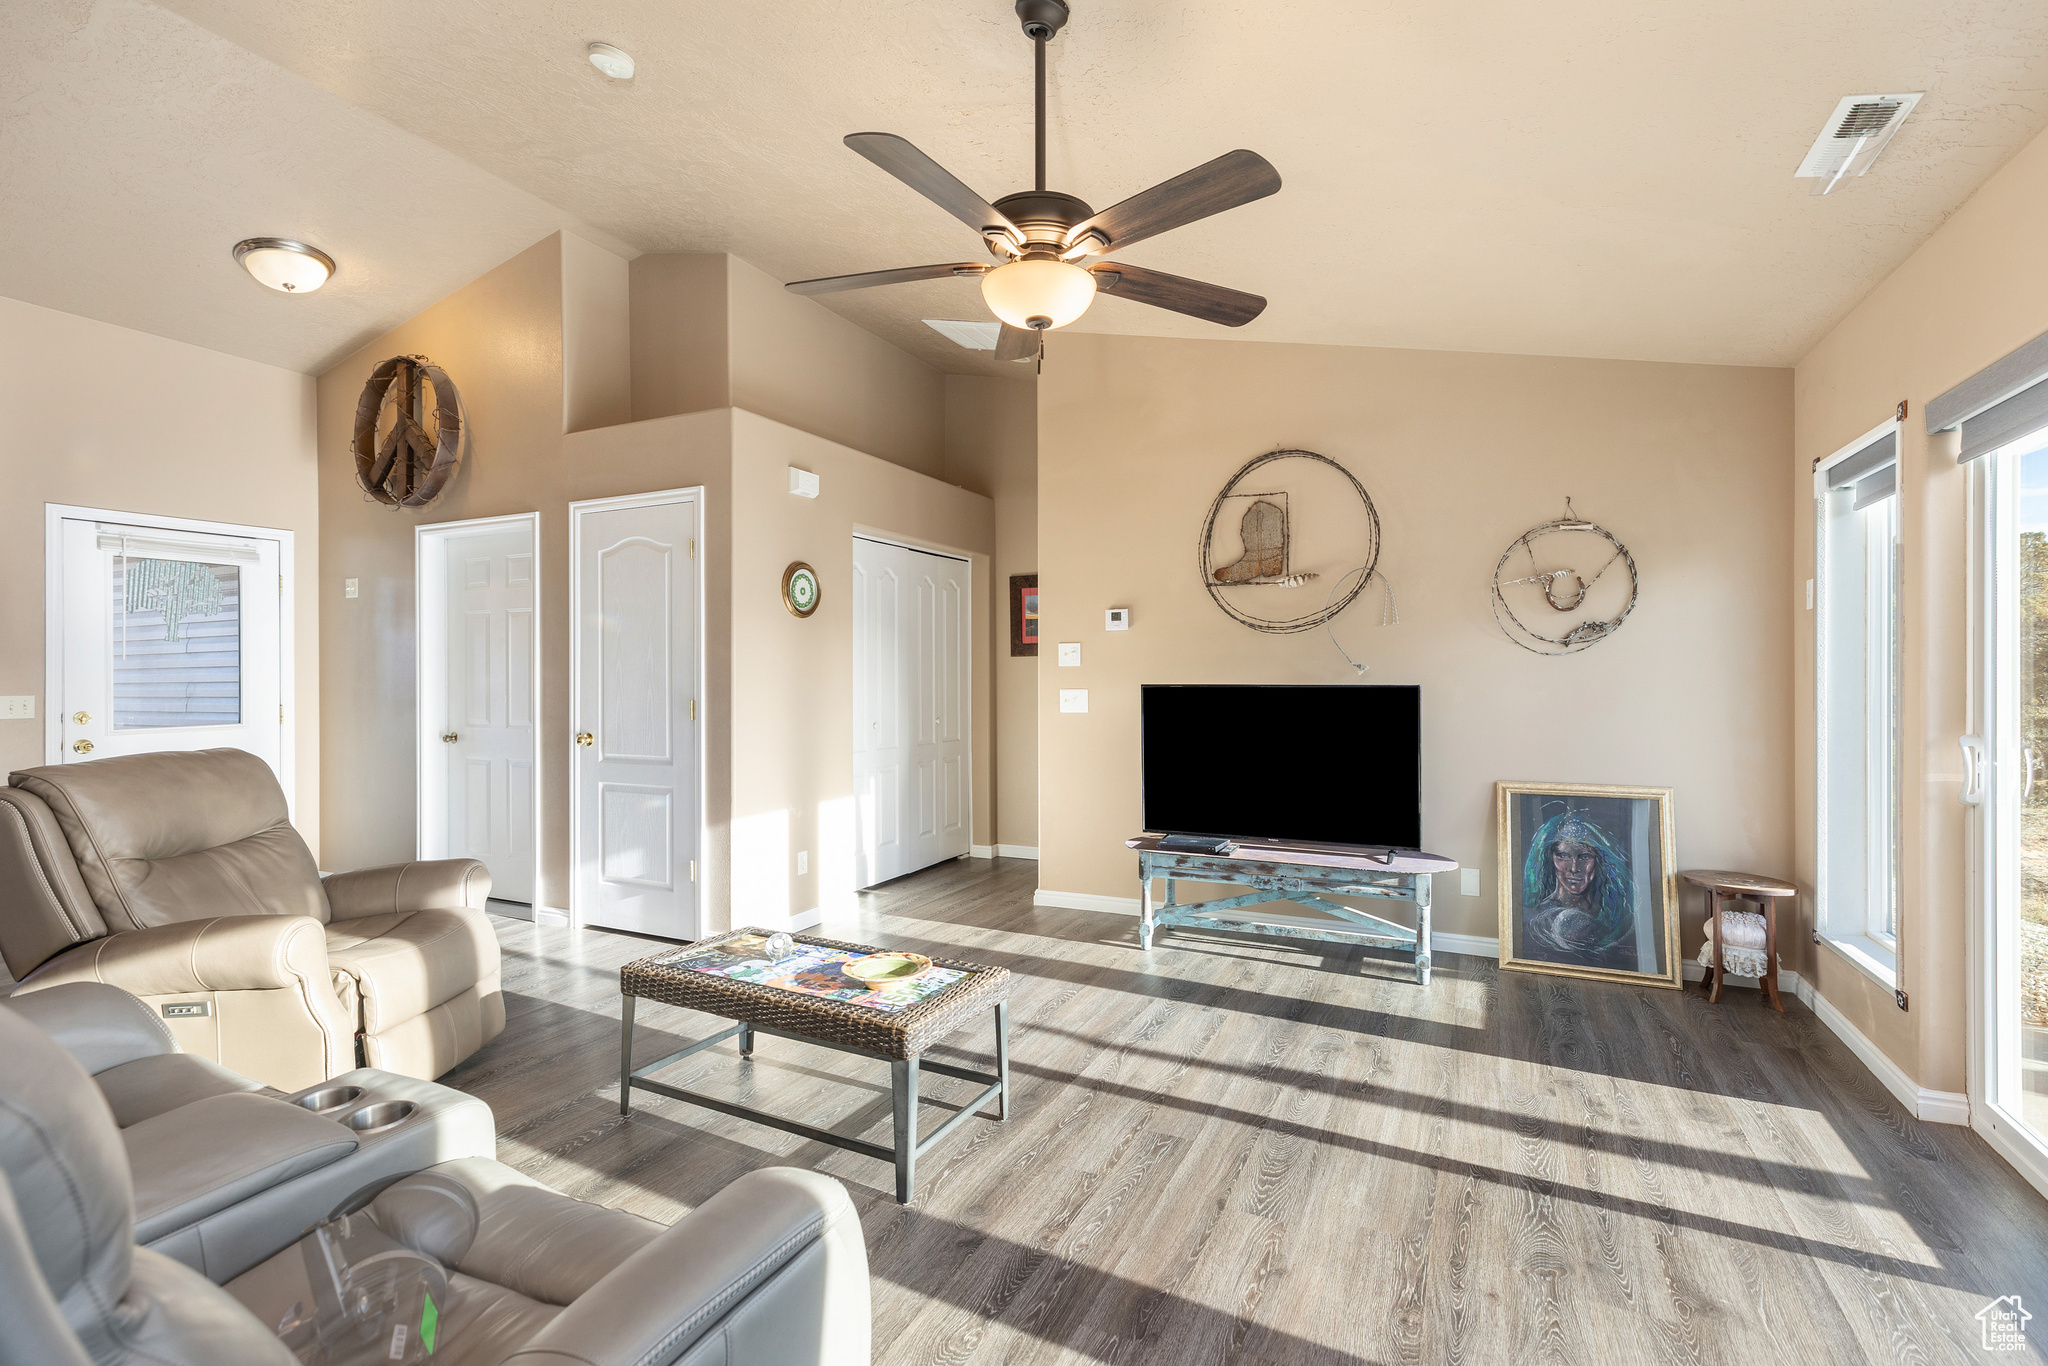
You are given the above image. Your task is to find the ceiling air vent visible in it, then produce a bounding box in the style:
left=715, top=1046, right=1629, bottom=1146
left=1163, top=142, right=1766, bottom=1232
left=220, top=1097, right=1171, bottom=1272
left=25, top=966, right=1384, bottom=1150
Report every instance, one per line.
left=1795, top=93, right=1923, bottom=195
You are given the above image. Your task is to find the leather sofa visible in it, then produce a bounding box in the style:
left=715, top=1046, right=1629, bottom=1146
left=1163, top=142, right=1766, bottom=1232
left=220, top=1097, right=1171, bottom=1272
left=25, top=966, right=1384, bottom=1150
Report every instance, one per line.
left=0, top=986, right=874, bottom=1365
left=0, top=747, right=504, bottom=1089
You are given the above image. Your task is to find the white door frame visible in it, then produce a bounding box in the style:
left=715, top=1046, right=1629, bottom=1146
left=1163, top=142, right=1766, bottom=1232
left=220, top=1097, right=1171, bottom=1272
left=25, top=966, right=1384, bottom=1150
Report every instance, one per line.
left=415, top=512, right=542, bottom=896
left=43, top=502, right=295, bottom=805
left=568, top=487, right=707, bottom=931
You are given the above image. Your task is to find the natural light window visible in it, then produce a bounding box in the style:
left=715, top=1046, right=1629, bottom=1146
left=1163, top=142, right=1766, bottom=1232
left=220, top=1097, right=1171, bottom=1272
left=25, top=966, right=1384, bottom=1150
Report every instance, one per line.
left=1815, top=428, right=1901, bottom=981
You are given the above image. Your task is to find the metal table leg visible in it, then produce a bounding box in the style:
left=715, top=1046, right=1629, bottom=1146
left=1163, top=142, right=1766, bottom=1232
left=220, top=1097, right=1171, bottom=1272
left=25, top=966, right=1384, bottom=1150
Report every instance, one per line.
left=618, top=993, right=636, bottom=1116
left=739, top=1021, right=754, bottom=1058
left=1139, top=858, right=1156, bottom=950
left=992, top=1002, right=1010, bottom=1120
left=891, top=1057, right=920, bottom=1203
left=1414, top=872, right=1432, bottom=985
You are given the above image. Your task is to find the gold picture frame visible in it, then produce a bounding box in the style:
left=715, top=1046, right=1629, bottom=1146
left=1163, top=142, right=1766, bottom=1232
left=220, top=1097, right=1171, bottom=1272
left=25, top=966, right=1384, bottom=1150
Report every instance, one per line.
left=1496, top=781, right=1680, bottom=988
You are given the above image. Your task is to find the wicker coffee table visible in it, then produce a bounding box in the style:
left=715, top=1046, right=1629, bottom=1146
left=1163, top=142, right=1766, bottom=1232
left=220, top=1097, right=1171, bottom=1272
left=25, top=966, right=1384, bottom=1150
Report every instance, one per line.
left=618, top=927, right=1012, bottom=1203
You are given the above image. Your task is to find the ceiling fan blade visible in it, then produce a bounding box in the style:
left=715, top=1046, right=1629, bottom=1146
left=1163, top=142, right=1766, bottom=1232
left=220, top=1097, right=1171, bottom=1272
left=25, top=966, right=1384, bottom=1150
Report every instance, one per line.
left=786, top=262, right=989, bottom=295
left=1091, top=263, right=1266, bottom=327
left=996, top=324, right=1039, bottom=362
left=1065, top=150, right=1281, bottom=255
left=845, top=133, right=1022, bottom=243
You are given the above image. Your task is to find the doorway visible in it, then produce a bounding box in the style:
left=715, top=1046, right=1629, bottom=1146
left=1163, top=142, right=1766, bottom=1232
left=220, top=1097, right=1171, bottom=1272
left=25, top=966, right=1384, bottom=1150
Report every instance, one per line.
left=417, top=514, right=539, bottom=908
left=569, top=489, right=703, bottom=938
left=45, top=505, right=291, bottom=796
left=852, top=534, right=971, bottom=887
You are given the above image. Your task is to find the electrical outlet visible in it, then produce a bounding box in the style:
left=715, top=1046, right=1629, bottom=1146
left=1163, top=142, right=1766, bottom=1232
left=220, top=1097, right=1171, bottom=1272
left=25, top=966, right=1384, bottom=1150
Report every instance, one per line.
left=1460, top=868, right=1480, bottom=897
left=1060, top=689, right=1088, bottom=713
left=0, top=696, right=34, bottom=720
left=344, top=578, right=359, bottom=599
left=797, top=850, right=809, bottom=875
left=1058, top=642, right=1081, bottom=666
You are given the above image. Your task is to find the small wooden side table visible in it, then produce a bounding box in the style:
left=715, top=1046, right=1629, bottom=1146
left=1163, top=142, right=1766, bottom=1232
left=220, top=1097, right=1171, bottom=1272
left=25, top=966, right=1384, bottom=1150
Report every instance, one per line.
left=1682, top=869, right=1797, bottom=1011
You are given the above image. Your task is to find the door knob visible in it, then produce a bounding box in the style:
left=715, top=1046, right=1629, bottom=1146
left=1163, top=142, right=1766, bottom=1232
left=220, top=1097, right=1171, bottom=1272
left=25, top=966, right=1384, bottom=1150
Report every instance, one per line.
left=72, top=711, right=90, bottom=725
left=576, top=732, right=594, bottom=747
left=442, top=732, right=458, bottom=744
left=72, top=739, right=93, bottom=755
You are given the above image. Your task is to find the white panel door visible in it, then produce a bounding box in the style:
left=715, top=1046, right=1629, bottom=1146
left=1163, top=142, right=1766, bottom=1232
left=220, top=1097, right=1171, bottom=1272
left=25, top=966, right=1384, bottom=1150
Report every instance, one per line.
left=434, top=526, right=535, bottom=903
left=573, top=495, right=699, bottom=937
left=853, top=536, right=969, bottom=887
left=56, top=517, right=284, bottom=782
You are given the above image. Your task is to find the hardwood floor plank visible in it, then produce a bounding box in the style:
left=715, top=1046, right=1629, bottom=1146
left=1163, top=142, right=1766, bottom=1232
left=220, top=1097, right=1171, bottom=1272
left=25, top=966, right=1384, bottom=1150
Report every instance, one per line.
left=440, top=855, right=2048, bottom=1366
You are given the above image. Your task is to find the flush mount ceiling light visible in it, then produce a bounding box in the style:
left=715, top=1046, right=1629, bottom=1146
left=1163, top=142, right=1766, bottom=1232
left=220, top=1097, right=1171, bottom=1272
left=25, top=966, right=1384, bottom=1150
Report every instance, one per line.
left=587, top=42, right=635, bottom=80
left=787, top=0, right=1279, bottom=362
left=232, top=238, right=335, bottom=293
left=1795, top=93, right=1923, bottom=196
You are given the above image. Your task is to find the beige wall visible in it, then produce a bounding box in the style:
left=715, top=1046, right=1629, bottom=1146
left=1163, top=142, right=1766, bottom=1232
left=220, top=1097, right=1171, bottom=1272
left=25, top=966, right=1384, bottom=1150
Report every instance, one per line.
left=318, top=233, right=572, bottom=889
left=627, top=253, right=946, bottom=478
left=1037, top=332, right=1793, bottom=950
left=727, top=411, right=994, bottom=930
left=0, top=294, right=321, bottom=839
left=1790, top=123, right=2048, bottom=1093
left=943, top=375, right=1039, bottom=850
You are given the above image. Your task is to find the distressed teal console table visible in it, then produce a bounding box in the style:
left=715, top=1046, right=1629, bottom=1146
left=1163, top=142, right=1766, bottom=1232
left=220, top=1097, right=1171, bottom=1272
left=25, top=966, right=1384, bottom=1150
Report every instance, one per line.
left=1128, top=836, right=1458, bottom=984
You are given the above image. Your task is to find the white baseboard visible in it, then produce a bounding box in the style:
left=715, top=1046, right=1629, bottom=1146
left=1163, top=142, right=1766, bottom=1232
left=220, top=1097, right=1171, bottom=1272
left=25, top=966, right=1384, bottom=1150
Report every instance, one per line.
left=970, top=845, right=994, bottom=859
left=788, top=906, right=824, bottom=932
left=1792, top=973, right=1968, bottom=1123
left=1034, top=888, right=1141, bottom=914
left=996, top=844, right=1040, bottom=860
left=534, top=906, right=570, bottom=927
left=1430, top=931, right=1499, bottom=958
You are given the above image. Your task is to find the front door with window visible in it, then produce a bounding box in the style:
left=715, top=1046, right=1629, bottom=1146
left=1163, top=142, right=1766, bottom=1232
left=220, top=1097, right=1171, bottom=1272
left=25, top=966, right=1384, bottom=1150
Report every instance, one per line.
left=52, top=513, right=285, bottom=788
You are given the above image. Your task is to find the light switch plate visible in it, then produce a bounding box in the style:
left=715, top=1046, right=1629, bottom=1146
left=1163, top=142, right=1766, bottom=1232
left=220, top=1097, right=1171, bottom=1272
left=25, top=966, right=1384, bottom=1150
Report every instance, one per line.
left=1058, top=642, right=1081, bottom=666
left=0, top=696, right=33, bottom=720
left=1460, top=868, right=1480, bottom=897
left=796, top=851, right=809, bottom=875
left=344, top=578, right=359, bottom=599
left=1105, top=607, right=1130, bottom=631
left=1059, top=689, right=1088, bottom=713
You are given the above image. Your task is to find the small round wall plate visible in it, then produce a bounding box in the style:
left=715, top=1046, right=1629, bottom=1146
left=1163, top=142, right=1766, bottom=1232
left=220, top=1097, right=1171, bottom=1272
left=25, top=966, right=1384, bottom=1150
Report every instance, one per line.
left=783, top=561, right=820, bottom=617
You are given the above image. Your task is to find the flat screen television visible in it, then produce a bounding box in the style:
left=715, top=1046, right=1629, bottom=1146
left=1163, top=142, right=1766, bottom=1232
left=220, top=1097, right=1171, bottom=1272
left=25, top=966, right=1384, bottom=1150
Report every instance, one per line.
left=1141, top=684, right=1421, bottom=849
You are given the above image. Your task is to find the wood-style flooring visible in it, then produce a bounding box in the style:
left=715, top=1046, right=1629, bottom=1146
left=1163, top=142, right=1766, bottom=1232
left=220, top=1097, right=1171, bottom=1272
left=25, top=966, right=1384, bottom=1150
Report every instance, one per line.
left=442, top=855, right=2048, bottom=1365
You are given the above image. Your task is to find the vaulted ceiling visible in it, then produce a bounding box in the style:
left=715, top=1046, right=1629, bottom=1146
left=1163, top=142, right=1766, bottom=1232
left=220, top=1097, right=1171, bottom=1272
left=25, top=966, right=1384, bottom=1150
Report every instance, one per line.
left=9, top=0, right=2048, bottom=377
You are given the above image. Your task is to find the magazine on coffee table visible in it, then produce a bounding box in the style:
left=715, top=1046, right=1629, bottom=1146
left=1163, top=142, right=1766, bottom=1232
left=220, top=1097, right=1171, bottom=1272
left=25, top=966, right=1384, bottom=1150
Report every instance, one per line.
left=653, top=937, right=966, bottom=1012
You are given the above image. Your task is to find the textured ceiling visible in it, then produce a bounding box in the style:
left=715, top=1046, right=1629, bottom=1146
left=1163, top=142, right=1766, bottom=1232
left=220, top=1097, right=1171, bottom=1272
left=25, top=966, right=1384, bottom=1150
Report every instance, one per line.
left=0, top=0, right=632, bottom=375
left=11, top=0, right=2048, bottom=378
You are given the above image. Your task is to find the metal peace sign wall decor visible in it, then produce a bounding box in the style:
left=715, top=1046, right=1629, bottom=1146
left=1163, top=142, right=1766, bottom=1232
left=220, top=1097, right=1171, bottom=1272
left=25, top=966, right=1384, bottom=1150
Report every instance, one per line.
left=352, top=355, right=464, bottom=509
left=1491, top=500, right=1639, bottom=655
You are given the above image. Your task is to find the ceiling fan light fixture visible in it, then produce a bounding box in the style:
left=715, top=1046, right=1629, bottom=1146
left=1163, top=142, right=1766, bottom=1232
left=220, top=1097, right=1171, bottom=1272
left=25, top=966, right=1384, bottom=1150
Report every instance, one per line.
left=981, top=257, right=1095, bottom=330
left=232, top=238, right=335, bottom=293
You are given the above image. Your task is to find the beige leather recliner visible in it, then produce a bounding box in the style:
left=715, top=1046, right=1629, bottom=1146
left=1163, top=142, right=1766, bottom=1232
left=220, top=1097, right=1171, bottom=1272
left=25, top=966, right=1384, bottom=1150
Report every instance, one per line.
left=0, top=983, right=874, bottom=1366
left=0, top=748, right=504, bottom=1090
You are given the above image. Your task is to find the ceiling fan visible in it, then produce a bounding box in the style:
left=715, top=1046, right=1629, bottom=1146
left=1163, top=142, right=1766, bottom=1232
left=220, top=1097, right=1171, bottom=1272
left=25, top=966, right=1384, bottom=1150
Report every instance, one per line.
left=787, top=0, right=1281, bottom=362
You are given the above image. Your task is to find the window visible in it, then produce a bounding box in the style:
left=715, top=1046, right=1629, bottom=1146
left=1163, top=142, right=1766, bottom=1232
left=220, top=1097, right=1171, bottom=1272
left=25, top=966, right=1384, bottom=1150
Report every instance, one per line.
left=1815, top=426, right=1900, bottom=979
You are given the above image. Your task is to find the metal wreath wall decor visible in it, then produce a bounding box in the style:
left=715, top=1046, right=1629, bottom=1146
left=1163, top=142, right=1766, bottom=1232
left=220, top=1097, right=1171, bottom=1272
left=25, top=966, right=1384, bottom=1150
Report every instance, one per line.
left=1490, top=500, right=1640, bottom=655
left=352, top=355, right=464, bottom=509
left=1199, top=449, right=1380, bottom=634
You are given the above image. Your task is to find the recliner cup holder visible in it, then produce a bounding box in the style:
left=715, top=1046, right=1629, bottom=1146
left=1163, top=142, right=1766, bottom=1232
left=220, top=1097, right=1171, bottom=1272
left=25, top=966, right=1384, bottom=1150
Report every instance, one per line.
left=345, top=1101, right=417, bottom=1135
left=296, top=1086, right=364, bottom=1115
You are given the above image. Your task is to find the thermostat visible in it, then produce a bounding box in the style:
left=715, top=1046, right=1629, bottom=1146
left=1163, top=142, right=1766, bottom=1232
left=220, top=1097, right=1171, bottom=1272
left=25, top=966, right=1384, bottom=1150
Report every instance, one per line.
left=1105, top=607, right=1130, bottom=631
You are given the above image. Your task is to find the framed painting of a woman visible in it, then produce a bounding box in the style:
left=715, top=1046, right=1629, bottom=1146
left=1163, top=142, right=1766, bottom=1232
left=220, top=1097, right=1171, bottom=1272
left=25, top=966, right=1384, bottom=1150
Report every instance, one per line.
left=1496, top=781, right=1680, bottom=988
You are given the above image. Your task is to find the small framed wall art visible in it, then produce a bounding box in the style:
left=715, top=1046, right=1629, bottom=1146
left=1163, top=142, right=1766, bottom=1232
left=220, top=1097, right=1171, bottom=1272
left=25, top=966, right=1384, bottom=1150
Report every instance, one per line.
left=782, top=562, right=820, bottom=618
left=1010, top=574, right=1039, bottom=656
left=1496, top=781, right=1679, bottom=988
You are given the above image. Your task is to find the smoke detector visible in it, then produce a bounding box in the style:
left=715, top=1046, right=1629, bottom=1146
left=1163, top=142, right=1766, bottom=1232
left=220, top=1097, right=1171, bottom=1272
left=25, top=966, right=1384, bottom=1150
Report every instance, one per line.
left=1795, top=93, right=1922, bottom=195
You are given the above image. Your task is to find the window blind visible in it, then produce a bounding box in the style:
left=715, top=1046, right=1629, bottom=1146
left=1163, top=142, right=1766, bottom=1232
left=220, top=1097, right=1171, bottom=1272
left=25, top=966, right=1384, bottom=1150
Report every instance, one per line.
left=1926, top=326, right=2048, bottom=464
left=1824, top=430, right=1896, bottom=490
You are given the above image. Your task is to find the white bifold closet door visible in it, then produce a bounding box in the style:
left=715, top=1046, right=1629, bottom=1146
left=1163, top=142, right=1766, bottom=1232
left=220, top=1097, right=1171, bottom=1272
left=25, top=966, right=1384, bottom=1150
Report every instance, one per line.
left=852, top=535, right=970, bottom=887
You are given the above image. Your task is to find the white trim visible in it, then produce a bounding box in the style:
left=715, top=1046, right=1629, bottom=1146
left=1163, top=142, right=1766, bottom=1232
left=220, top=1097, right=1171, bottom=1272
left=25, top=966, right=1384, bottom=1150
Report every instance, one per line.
left=789, top=906, right=824, bottom=932
left=995, top=844, right=1039, bottom=860
left=534, top=905, right=571, bottom=927
left=1800, top=974, right=1969, bottom=1124
left=1818, top=932, right=1898, bottom=990
left=1034, top=888, right=1141, bottom=914
left=970, top=844, right=994, bottom=859
left=415, top=512, right=542, bottom=904
left=567, top=487, right=708, bottom=934
left=44, top=502, right=296, bottom=813
left=849, top=525, right=977, bottom=563
left=1430, top=931, right=1500, bottom=958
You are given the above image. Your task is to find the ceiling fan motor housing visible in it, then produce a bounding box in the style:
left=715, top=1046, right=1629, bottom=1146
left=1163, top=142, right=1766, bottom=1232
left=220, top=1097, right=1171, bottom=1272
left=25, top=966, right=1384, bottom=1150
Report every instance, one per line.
left=1015, top=0, right=1068, bottom=41
left=991, top=189, right=1094, bottom=255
